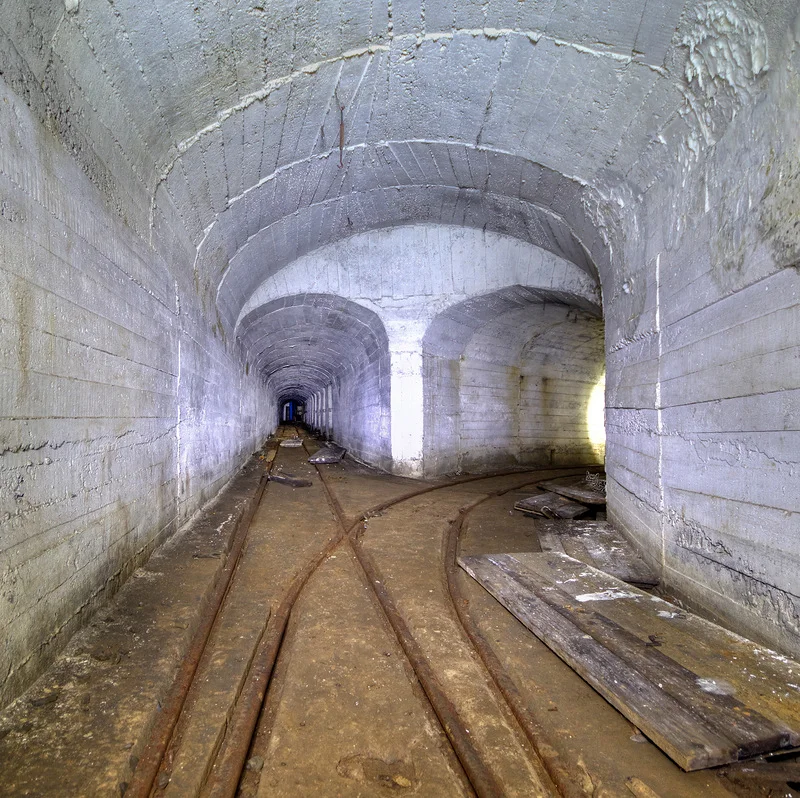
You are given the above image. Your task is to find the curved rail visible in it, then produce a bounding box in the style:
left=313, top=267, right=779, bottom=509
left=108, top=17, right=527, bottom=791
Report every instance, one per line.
left=125, top=469, right=269, bottom=798
left=309, top=448, right=505, bottom=798
left=443, top=492, right=590, bottom=798
left=128, top=428, right=585, bottom=797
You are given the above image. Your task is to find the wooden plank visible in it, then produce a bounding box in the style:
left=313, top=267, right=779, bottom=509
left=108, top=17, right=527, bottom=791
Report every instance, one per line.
left=459, top=552, right=800, bottom=771
left=514, top=553, right=800, bottom=726
left=535, top=520, right=657, bottom=586
left=513, top=492, right=589, bottom=519
left=459, top=554, right=739, bottom=770
left=537, top=475, right=606, bottom=505
left=505, top=557, right=795, bottom=759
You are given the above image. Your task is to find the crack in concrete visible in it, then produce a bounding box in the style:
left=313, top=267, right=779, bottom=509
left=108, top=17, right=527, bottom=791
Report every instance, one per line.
left=149, top=27, right=670, bottom=217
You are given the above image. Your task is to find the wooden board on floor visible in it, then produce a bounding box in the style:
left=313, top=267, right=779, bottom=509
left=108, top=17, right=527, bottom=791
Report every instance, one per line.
left=458, top=551, right=800, bottom=771
left=513, top=492, right=589, bottom=519
left=537, top=475, right=606, bottom=505
left=535, top=520, right=658, bottom=587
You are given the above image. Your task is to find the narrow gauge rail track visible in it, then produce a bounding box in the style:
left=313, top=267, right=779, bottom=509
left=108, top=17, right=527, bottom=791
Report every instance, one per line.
left=126, top=428, right=586, bottom=798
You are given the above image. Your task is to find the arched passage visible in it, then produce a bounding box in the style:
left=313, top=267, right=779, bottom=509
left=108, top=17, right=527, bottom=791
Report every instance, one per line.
left=238, top=294, right=391, bottom=468
left=422, top=285, right=604, bottom=476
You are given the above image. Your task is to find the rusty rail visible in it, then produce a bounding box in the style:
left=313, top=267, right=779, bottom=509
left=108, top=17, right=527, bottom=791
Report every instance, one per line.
left=129, top=427, right=589, bottom=798
left=202, top=530, right=343, bottom=798
left=310, top=449, right=503, bottom=798
left=443, top=493, right=589, bottom=798
left=125, top=459, right=270, bottom=798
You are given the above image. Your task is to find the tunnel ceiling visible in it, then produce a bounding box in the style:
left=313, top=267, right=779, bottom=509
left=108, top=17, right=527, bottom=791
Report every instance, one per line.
left=423, top=284, right=600, bottom=360
left=238, top=294, right=389, bottom=400
left=2, top=0, right=785, bottom=329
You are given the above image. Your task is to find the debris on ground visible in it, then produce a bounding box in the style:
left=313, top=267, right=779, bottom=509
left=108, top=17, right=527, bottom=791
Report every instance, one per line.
left=535, top=519, right=657, bottom=587
left=513, top=492, right=588, bottom=519
left=268, top=473, right=312, bottom=487
left=308, top=445, right=346, bottom=464
left=537, top=474, right=607, bottom=506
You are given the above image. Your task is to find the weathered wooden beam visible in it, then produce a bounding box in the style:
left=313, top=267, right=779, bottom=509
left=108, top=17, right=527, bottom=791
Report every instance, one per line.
left=513, top=492, right=588, bottom=519
left=459, top=552, right=800, bottom=771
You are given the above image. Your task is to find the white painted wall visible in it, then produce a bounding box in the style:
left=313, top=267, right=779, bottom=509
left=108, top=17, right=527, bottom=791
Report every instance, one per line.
left=605, top=13, right=800, bottom=657
left=0, top=75, right=274, bottom=705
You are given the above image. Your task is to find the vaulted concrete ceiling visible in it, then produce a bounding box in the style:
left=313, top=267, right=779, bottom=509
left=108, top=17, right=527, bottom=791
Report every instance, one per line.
left=1, top=0, right=785, bottom=329
left=238, top=293, right=389, bottom=401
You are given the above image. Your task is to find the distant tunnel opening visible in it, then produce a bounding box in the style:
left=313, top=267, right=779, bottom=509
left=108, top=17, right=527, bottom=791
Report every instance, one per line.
left=280, top=399, right=305, bottom=423
left=238, top=294, right=391, bottom=469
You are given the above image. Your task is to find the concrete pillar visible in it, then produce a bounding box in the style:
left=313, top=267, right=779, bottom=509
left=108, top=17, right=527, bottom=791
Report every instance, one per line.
left=385, top=318, right=428, bottom=478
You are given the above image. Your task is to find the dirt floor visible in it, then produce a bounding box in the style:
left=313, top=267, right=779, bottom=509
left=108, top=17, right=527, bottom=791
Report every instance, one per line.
left=0, top=429, right=798, bottom=797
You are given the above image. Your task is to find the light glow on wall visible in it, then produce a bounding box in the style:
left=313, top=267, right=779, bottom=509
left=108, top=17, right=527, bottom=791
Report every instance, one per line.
left=587, top=373, right=606, bottom=454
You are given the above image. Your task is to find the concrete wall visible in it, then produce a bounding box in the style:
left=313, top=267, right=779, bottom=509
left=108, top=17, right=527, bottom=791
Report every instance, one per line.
left=237, top=226, right=603, bottom=476
left=605, top=12, right=800, bottom=658
left=423, top=290, right=605, bottom=476
left=3, top=0, right=797, bottom=692
left=330, top=355, right=392, bottom=469
left=0, top=74, right=273, bottom=705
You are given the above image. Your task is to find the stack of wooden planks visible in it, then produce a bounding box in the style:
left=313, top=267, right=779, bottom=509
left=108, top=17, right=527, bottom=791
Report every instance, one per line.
left=459, top=551, right=800, bottom=771
left=514, top=473, right=606, bottom=520
left=537, top=474, right=607, bottom=506
left=535, top=519, right=657, bottom=587
left=513, top=492, right=588, bottom=519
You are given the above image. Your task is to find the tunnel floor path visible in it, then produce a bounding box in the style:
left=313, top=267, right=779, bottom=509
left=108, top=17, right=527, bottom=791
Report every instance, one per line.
left=0, top=428, right=774, bottom=797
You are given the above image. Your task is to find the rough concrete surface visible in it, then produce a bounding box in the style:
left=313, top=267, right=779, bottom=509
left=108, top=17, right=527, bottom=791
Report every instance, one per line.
left=1, top=0, right=798, bottom=717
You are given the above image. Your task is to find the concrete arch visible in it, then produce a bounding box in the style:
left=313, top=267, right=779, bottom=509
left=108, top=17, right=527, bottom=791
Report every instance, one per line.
left=184, top=142, right=607, bottom=330
left=422, top=285, right=605, bottom=476
left=238, top=294, right=391, bottom=468
left=235, top=224, right=601, bottom=335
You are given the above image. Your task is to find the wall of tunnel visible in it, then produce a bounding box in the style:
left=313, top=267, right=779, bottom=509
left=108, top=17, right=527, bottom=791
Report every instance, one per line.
left=605, top=24, right=800, bottom=658
left=0, top=74, right=275, bottom=704
left=1, top=0, right=799, bottom=707
left=423, top=287, right=605, bottom=476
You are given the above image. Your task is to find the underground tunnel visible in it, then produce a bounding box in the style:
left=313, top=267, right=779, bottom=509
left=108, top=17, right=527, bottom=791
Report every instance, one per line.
left=0, top=0, right=799, bottom=795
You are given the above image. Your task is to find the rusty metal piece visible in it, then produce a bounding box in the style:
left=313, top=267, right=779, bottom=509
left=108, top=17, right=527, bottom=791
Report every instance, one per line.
left=202, top=531, right=343, bottom=798
left=125, top=464, right=270, bottom=798
left=444, top=483, right=588, bottom=798
left=339, top=105, right=345, bottom=167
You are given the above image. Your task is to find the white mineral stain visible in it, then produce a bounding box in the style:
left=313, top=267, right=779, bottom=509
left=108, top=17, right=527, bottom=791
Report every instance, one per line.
left=575, top=590, right=640, bottom=602
left=697, top=677, right=736, bottom=695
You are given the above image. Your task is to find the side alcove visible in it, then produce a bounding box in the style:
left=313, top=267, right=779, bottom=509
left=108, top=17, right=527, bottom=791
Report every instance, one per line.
left=422, top=286, right=605, bottom=477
